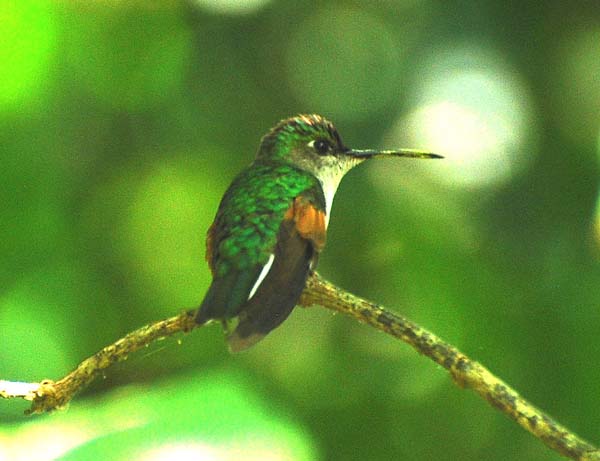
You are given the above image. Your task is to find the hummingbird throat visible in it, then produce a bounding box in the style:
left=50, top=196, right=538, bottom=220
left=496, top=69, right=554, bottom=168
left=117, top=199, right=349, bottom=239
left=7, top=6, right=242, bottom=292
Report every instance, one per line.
left=315, top=156, right=364, bottom=226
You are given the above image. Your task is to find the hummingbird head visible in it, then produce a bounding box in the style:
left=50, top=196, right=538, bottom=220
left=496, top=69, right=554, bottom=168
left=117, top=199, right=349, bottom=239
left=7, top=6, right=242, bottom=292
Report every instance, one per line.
left=256, top=114, right=345, bottom=165
left=256, top=114, right=442, bottom=217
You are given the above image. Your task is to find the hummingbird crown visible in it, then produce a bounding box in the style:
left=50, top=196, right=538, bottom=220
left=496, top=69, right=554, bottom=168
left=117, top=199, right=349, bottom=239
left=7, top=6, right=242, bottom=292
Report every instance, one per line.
left=257, top=114, right=345, bottom=162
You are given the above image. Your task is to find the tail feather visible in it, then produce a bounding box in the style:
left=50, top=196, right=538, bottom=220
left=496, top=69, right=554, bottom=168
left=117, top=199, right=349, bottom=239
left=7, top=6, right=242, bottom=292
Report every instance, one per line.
left=226, top=220, right=313, bottom=352
left=227, top=330, right=265, bottom=353
left=195, top=267, right=262, bottom=324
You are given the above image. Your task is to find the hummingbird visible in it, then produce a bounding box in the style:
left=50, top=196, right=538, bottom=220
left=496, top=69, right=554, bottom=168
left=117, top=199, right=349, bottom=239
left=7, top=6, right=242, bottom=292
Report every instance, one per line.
left=196, top=114, right=441, bottom=352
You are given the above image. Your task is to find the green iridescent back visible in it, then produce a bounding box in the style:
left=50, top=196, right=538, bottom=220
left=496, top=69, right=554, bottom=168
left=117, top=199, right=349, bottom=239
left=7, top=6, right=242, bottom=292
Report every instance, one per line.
left=209, top=161, right=325, bottom=278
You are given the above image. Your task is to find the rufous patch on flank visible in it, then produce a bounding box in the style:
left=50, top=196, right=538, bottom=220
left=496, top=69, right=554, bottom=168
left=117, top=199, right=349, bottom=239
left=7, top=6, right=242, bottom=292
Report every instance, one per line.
left=285, top=196, right=327, bottom=251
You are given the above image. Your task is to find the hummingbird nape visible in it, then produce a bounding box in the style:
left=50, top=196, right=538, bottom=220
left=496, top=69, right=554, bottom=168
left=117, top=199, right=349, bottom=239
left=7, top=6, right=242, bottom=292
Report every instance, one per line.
left=196, top=114, right=442, bottom=352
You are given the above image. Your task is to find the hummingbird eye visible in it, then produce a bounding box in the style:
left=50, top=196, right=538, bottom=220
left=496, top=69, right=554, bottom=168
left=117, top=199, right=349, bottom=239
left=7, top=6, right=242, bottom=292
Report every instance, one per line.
left=309, top=139, right=332, bottom=155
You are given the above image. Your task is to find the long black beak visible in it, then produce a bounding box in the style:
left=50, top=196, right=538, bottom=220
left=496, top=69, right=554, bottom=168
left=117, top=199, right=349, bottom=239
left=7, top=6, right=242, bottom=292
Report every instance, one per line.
left=346, top=148, right=443, bottom=160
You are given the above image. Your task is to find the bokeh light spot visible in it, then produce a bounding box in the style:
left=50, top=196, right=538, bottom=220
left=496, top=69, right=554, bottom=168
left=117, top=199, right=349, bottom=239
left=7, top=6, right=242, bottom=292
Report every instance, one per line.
left=1, top=372, right=316, bottom=461
left=191, top=0, right=271, bottom=15
left=114, top=155, right=219, bottom=311
left=390, top=44, right=536, bottom=188
left=0, top=0, right=56, bottom=110
left=145, top=440, right=307, bottom=461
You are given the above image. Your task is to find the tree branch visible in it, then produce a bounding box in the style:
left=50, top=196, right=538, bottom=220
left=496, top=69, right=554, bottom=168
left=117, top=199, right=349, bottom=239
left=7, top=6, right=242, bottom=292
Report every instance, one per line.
left=1, top=309, right=197, bottom=414
left=1, top=273, right=598, bottom=460
left=300, top=273, right=599, bottom=461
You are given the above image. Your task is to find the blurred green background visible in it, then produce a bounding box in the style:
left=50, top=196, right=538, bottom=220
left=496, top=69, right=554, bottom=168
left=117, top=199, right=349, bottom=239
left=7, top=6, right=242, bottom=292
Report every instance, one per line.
left=1, top=0, right=600, bottom=460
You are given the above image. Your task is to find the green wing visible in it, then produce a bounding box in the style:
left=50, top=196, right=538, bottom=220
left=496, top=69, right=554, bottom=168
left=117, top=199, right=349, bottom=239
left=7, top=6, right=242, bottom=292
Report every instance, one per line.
left=196, top=162, right=324, bottom=325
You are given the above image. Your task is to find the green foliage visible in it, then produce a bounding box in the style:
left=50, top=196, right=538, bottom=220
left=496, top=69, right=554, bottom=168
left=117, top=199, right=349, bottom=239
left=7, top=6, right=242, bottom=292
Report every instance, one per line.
left=1, top=1, right=599, bottom=460
left=3, top=371, right=315, bottom=461
left=0, top=0, right=57, bottom=111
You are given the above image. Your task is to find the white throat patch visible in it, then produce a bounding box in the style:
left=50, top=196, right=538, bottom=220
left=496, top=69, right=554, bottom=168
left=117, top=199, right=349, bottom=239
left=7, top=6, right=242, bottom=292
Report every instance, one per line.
left=317, top=157, right=363, bottom=227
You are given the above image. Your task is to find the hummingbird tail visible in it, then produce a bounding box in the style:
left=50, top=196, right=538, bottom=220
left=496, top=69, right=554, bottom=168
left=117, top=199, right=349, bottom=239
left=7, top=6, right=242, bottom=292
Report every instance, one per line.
left=226, top=220, right=315, bottom=352
left=195, top=267, right=263, bottom=325
left=227, top=330, right=266, bottom=353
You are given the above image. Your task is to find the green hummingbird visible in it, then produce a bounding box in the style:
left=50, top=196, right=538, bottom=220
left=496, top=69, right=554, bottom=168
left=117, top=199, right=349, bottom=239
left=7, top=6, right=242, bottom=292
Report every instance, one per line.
left=196, top=114, right=441, bottom=352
